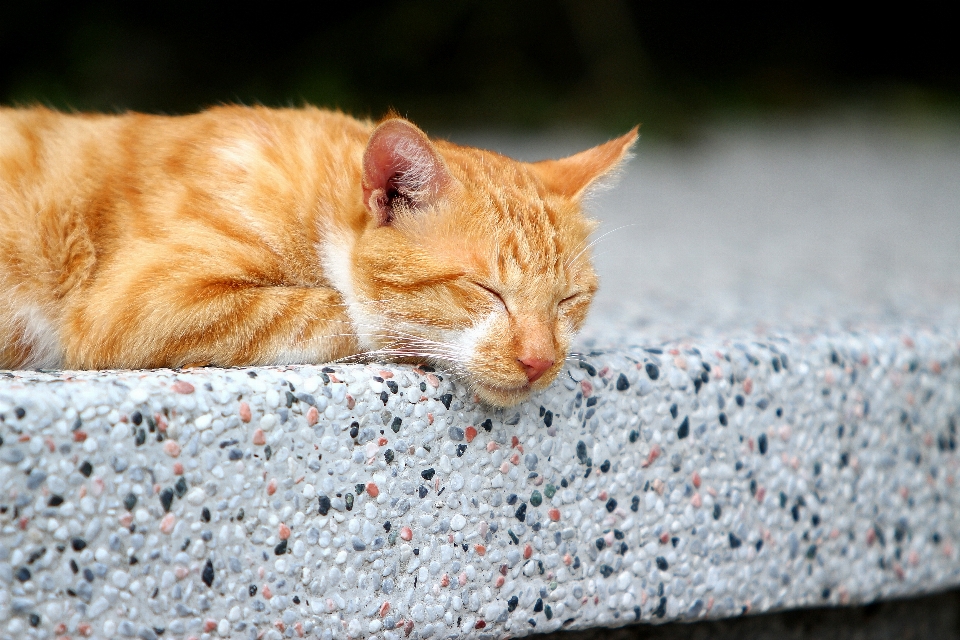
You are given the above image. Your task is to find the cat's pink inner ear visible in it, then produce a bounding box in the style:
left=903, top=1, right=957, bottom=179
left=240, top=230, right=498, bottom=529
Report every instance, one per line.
left=361, top=119, right=450, bottom=226
left=531, top=126, right=639, bottom=199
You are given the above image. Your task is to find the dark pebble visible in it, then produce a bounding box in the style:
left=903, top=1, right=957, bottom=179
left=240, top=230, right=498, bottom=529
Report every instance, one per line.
left=515, top=503, right=527, bottom=522
left=275, top=539, right=287, bottom=555
left=48, top=495, right=64, bottom=507
left=656, top=556, right=668, bottom=571
left=729, top=533, right=742, bottom=548
left=631, top=496, right=640, bottom=512
left=345, top=493, right=354, bottom=510
left=202, top=559, right=214, bottom=586
left=713, top=504, right=722, bottom=520
left=605, top=498, right=617, bottom=513
left=543, top=411, right=553, bottom=427
left=384, top=449, right=395, bottom=464
left=79, top=461, right=93, bottom=477
left=507, top=596, right=518, bottom=612
left=736, top=394, right=745, bottom=407
left=534, top=597, right=544, bottom=612
left=160, top=488, right=175, bottom=512
left=249, top=585, right=257, bottom=596
left=595, top=538, right=605, bottom=550
left=201, top=507, right=211, bottom=522
left=418, top=486, right=428, bottom=498
left=530, top=491, right=542, bottom=507
left=758, top=434, right=768, bottom=454
left=14, top=407, right=25, bottom=419
left=28, top=613, right=40, bottom=627
left=131, top=411, right=142, bottom=425
left=677, top=417, right=689, bottom=439
left=576, top=441, right=588, bottom=463
left=421, top=468, right=436, bottom=481
left=670, top=404, right=678, bottom=419
left=719, top=412, right=728, bottom=426
left=440, top=394, right=453, bottom=409
left=645, top=363, right=660, bottom=380
left=654, top=597, right=667, bottom=618
left=317, top=495, right=331, bottom=515
left=386, top=380, right=398, bottom=394
left=506, top=494, right=518, bottom=505
left=135, top=429, right=146, bottom=446
left=380, top=391, right=389, bottom=405
left=481, top=419, right=493, bottom=431
left=806, top=544, right=817, bottom=559
left=175, top=477, right=188, bottom=497
left=124, top=493, right=137, bottom=511
left=391, top=417, right=402, bottom=433
left=599, top=459, right=610, bottom=473
left=71, top=538, right=87, bottom=551
left=349, top=425, right=359, bottom=438
left=456, top=444, right=467, bottom=457
left=16, top=567, right=30, bottom=582
left=616, top=374, right=629, bottom=391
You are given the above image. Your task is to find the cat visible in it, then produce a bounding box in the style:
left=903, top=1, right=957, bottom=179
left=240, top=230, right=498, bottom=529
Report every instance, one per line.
left=0, top=105, right=636, bottom=406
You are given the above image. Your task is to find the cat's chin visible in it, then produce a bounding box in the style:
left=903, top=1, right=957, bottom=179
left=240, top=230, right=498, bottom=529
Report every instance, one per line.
left=471, top=380, right=538, bottom=408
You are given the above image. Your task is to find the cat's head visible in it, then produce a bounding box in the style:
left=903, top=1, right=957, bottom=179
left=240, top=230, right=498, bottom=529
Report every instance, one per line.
left=344, top=118, right=636, bottom=407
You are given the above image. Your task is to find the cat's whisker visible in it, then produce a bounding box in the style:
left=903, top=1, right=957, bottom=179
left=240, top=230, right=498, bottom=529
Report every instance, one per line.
left=566, top=223, right=640, bottom=270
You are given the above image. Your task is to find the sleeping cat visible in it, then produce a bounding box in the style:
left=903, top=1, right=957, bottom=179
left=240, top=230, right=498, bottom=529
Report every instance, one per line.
left=0, top=106, right=636, bottom=407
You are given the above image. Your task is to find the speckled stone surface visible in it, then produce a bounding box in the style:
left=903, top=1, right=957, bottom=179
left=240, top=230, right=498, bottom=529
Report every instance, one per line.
left=1, top=326, right=958, bottom=639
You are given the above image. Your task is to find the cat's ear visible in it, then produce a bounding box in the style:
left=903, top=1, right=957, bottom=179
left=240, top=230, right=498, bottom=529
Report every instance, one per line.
left=531, top=126, right=639, bottom=199
left=361, top=119, right=451, bottom=226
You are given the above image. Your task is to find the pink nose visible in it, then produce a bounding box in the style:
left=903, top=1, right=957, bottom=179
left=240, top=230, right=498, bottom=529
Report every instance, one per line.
left=519, top=357, right=554, bottom=383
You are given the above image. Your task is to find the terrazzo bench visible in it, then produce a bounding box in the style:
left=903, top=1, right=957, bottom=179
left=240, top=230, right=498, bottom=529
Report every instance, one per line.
left=1, top=327, right=958, bottom=640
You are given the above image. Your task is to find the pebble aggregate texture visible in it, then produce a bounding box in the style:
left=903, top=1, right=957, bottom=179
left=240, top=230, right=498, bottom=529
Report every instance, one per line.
left=2, top=121, right=960, bottom=640
left=1, top=328, right=959, bottom=640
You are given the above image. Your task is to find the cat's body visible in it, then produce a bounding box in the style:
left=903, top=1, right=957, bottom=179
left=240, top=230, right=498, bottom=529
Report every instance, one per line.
left=0, top=105, right=635, bottom=406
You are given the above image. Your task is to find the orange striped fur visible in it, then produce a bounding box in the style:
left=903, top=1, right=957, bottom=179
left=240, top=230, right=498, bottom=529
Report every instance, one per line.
left=0, top=105, right=636, bottom=406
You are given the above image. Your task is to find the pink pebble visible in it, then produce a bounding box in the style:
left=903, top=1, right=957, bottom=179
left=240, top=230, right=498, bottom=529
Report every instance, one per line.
left=252, top=429, right=265, bottom=445
left=691, top=493, right=702, bottom=508
left=160, top=513, right=176, bottom=534
left=267, top=478, right=277, bottom=495
left=239, top=402, right=252, bottom=423
left=163, top=440, right=181, bottom=457
left=172, top=380, right=195, bottom=394
left=279, top=523, right=291, bottom=540
left=458, top=572, right=468, bottom=586
left=175, top=565, right=189, bottom=580
left=306, top=406, right=319, bottom=426
left=400, top=526, right=413, bottom=541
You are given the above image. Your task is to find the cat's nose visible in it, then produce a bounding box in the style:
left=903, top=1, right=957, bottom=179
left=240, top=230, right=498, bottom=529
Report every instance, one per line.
left=519, top=357, right=554, bottom=383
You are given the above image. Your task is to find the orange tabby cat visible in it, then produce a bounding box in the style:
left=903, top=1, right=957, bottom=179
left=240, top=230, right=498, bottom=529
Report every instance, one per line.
left=0, top=105, right=636, bottom=406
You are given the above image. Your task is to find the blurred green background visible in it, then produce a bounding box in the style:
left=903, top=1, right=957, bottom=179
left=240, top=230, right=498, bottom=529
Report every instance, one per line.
left=2, top=1, right=957, bottom=141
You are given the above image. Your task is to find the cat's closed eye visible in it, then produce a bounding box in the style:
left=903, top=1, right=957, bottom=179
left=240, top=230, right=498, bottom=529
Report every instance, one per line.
left=471, top=282, right=507, bottom=311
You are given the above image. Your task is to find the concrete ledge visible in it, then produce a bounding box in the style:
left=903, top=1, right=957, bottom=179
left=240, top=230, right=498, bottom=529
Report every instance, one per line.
left=1, top=327, right=958, bottom=640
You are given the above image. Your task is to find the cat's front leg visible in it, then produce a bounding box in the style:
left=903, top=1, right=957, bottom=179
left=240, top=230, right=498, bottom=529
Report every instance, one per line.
left=64, top=281, right=361, bottom=370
